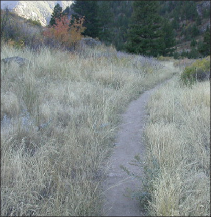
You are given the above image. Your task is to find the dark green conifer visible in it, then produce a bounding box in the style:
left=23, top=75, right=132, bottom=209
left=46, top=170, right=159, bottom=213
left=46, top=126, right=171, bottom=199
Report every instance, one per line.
left=71, top=1, right=100, bottom=38
left=198, top=26, right=210, bottom=56
left=126, top=1, right=165, bottom=57
left=192, top=24, right=200, bottom=37
left=190, top=39, right=197, bottom=47
left=183, top=1, right=198, bottom=21
left=98, top=1, right=114, bottom=43
left=162, top=20, right=176, bottom=56
left=49, top=3, right=62, bottom=26
left=62, top=6, right=70, bottom=16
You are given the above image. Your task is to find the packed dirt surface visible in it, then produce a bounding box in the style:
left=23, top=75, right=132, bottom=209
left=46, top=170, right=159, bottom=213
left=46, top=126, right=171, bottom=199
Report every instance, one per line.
left=102, top=62, right=179, bottom=216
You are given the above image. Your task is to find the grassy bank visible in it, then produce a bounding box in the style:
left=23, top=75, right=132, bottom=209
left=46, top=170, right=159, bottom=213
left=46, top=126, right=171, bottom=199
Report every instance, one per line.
left=1, top=42, right=176, bottom=216
left=143, top=76, right=210, bottom=216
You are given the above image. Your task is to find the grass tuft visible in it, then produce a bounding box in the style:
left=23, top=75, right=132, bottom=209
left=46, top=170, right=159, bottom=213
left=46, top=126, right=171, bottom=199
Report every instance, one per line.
left=143, top=77, right=210, bottom=216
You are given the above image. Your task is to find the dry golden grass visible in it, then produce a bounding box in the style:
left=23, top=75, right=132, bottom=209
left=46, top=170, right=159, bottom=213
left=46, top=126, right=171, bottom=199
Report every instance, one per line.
left=173, top=58, right=196, bottom=70
left=1, top=42, right=176, bottom=216
left=144, top=77, right=210, bottom=216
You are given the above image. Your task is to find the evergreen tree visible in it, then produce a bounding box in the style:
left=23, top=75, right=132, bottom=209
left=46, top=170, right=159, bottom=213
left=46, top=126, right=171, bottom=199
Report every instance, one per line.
left=71, top=1, right=100, bottom=38
left=126, top=1, right=165, bottom=57
left=190, top=39, right=197, bottom=47
left=183, top=1, right=198, bottom=21
left=192, top=24, right=199, bottom=37
left=172, top=17, right=180, bottom=30
left=49, top=3, right=62, bottom=26
left=203, top=7, right=210, bottom=19
left=181, top=50, right=188, bottom=58
left=198, top=26, right=210, bottom=56
left=162, top=20, right=176, bottom=56
left=97, top=1, right=114, bottom=43
left=196, top=16, right=202, bottom=26
left=188, top=48, right=200, bottom=59
left=173, top=51, right=180, bottom=59
left=106, top=1, right=133, bottom=50
left=62, top=6, right=70, bottom=16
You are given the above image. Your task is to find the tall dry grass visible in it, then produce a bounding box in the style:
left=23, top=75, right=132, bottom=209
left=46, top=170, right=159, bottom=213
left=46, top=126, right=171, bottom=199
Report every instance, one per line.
left=143, top=77, right=210, bottom=216
left=1, top=42, right=177, bottom=216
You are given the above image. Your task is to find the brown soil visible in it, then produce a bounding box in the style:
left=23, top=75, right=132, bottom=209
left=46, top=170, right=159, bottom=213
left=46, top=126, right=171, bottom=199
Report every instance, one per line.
left=102, top=67, right=177, bottom=216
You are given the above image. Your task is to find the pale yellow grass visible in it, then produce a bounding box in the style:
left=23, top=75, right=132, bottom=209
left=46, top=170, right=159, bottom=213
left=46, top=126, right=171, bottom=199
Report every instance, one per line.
left=1, top=42, right=176, bottom=216
left=144, top=77, right=210, bottom=216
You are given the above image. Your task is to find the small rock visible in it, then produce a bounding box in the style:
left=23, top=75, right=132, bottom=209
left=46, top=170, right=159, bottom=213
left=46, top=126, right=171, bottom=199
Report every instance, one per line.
left=1, top=56, right=31, bottom=67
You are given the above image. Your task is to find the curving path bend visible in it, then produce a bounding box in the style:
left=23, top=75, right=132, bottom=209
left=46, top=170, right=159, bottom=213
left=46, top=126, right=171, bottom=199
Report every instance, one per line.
left=102, top=63, right=179, bottom=216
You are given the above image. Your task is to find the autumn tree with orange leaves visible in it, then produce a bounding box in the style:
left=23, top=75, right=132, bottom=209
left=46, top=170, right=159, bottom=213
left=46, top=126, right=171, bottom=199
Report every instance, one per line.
left=43, top=15, right=86, bottom=49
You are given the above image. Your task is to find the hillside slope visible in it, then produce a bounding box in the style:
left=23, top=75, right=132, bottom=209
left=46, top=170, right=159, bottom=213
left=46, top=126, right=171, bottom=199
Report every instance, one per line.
left=159, top=1, right=210, bottom=53
left=1, top=1, right=73, bottom=26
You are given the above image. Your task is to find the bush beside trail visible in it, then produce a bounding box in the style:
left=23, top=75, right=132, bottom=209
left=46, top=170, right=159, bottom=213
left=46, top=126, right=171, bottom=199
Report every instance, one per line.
left=180, top=56, right=210, bottom=85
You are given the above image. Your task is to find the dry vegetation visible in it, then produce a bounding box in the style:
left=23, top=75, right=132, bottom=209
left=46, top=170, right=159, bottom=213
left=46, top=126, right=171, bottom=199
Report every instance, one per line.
left=1, top=41, right=177, bottom=216
left=143, top=75, right=210, bottom=216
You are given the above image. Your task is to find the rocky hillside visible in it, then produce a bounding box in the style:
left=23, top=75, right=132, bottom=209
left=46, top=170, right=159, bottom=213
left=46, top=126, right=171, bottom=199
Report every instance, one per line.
left=1, top=1, right=73, bottom=26
left=159, top=1, right=210, bottom=54
left=1, top=1, right=210, bottom=58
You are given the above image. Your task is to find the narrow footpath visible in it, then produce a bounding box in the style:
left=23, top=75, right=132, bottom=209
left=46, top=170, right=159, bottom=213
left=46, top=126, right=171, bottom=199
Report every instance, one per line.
left=102, top=64, right=178, bottom=216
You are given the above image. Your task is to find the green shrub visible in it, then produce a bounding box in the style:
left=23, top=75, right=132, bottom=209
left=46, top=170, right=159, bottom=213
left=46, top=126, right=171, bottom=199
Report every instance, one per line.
left=187, top=48, right=201, bottom=59
left=190, top=39, right=197, bottom=47
left=180, top=57, right=210, bottom=85
left=173, top=52, right=180, bottom=59
left=27, top=18, right=42, bottom=26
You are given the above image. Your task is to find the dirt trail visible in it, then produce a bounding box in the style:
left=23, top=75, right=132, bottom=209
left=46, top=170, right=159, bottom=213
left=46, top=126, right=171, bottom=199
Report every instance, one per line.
left=102, top=63, right=178, bottom=216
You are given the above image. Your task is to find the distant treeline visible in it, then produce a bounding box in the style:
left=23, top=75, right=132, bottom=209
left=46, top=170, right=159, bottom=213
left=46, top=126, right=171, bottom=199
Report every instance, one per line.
left=57, top=1, right=209, bottom=58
